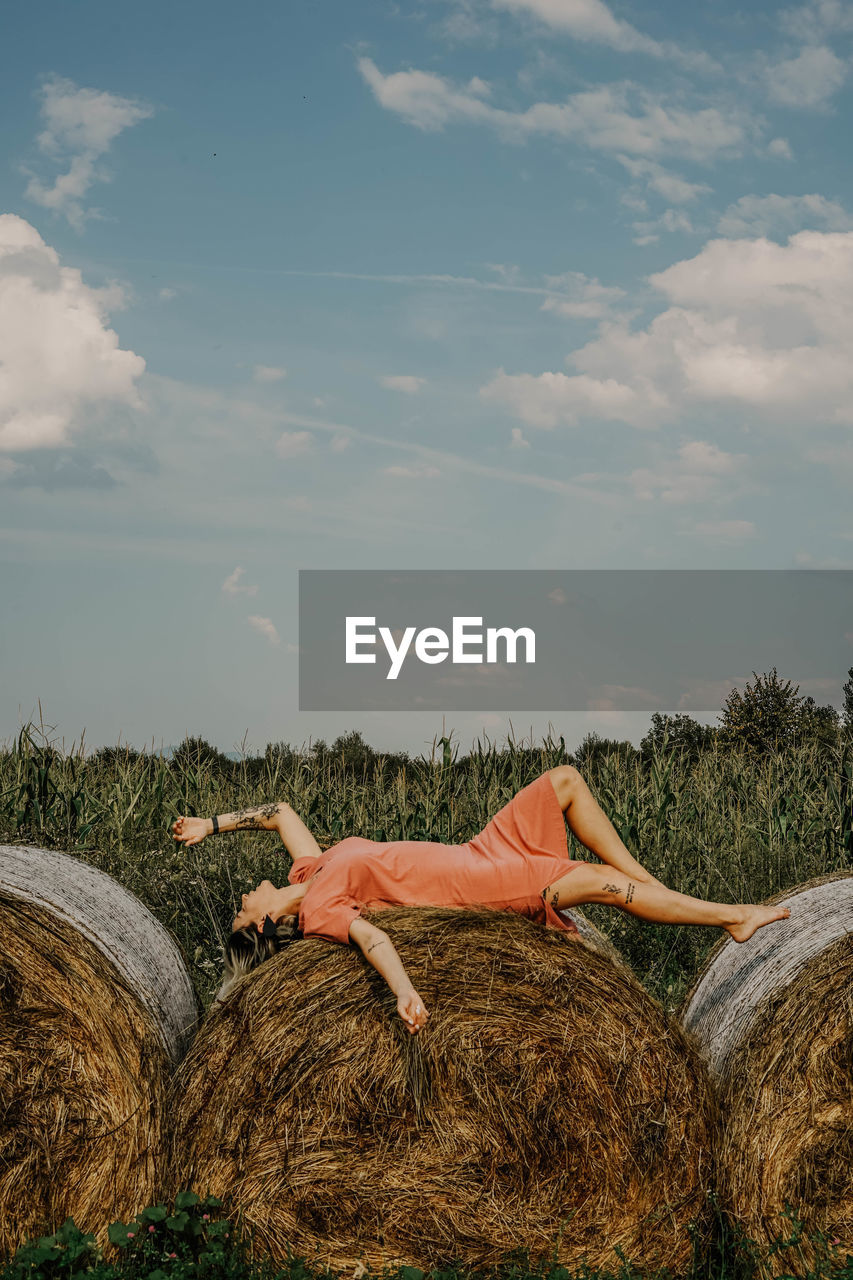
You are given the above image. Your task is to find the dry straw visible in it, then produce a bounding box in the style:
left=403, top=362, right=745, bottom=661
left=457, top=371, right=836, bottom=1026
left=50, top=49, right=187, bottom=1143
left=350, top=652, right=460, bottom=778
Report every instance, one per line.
left=681, top=872, right=853, bottom=1274
left=0, top=844, right=198, bottom=1256
left=169, top=905, right=714, bottom=1274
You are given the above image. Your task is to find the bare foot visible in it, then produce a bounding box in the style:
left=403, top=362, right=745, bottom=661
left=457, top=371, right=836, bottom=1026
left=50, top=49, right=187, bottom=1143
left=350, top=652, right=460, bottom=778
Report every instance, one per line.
left=726, top=904, right=791, bottom=943
left=172, top=815, right=210, bottom=846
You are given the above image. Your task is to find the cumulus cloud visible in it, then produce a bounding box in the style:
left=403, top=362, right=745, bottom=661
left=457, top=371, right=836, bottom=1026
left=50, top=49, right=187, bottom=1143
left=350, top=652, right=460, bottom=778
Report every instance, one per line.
left=479, top=229, right=853, bottom=431
left=0, top=215, right=145, bottom=452
left=768, top=137, right=794, bottom=159
left=23, top=75, right=154, bottom=230
left=717, top=193, right=853, bottom=238
left=253, top=364, right=287, bottom=382
left=357, top=59, right=746, bottom=162
left=510, top=427, right=531, bottom=448
left=275, top=430, right=313, bottom=458
left=247, top=615, right=280, bottom=645
left=221, top=566, right=258, bottom=597
left=481, top=368, right=662, bottom=428
left=765, top=46, right=847, bottom=109
left=379, top=374, right=426, bottom=393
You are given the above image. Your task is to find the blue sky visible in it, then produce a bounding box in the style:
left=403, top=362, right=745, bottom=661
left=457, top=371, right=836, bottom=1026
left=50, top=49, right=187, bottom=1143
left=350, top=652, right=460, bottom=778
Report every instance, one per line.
left=1, top=0, right=852, bottom=756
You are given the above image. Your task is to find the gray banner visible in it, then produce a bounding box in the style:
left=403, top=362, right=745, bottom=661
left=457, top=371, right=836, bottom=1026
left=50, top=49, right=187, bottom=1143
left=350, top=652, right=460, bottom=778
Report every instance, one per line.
left=298, top=570, right=852, bottom=712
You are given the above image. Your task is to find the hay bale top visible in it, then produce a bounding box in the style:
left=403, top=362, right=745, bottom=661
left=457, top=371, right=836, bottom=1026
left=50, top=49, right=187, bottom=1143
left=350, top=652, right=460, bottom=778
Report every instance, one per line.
left=171, top=904, right=714, bottom=1276
left=681, top=872, right=853, bottom=1080
left=0, top=843, right=197, bottom=1061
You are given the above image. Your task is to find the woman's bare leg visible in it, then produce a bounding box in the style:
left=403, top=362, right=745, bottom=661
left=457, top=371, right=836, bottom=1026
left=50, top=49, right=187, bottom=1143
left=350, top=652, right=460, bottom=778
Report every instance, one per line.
left=544, top=863, right=790, bottom=944
left=546, top=766, right=661, bottom=884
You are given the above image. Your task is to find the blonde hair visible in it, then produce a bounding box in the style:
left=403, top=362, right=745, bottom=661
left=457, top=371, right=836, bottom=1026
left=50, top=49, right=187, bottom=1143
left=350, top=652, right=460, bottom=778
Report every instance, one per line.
left=215, top=915, right=301, bottom=1004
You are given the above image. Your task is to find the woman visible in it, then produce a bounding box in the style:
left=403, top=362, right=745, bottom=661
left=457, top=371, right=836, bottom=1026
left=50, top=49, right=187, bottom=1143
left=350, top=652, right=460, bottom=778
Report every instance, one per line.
left=172, top=766, right=790, bottom=1033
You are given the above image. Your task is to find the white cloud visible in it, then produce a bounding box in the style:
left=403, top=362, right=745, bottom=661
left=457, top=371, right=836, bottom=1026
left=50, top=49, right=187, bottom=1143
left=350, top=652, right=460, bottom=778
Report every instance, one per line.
left=159, top=287, right=177, bottom=302
left=253, top=364, right=287, bottom=382
left=481, top=230, right=853, bottom=430
left=330, top=433, right=351, bottom=451
left=632, top=207, right=696, bottom=244
left=0, top=215, right=145, bottom=452
left=247, top=615, right=280, bottom=645
left=510, top=427, right=531, bottom=448
left=630, top=440, right=746, bottom=504
left=488, top=0, right=717, bottom=68
left=490, top=0, right=663, bottom=53
left=275, top=430, right=313, bottom=458
left=221, top=566, right=258, bottom=597
left=358, top=59, right=746, bottom=162
left=379, top=374, right=426, bottom=393
left=765, top=46, right=847, bottom=109
left=780, top=0, right=853, bottom=41
left=384, top=463, right=442, bottom=478
left=540, top=270, right=627, bottom=319
left=717, top=193, right=853, bottom=238
left=481, top=368, right=662, bottom=428
left=616, top=156, right=712, bottom=203
left=768, top=137, right=794, bottom=159
left=23, top=75, right=154, bottom=230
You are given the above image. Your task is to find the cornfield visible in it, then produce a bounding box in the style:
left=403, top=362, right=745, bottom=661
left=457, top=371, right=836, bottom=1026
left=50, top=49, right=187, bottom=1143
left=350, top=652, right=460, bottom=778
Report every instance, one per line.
left=1, top=720, right=851, bottom=1008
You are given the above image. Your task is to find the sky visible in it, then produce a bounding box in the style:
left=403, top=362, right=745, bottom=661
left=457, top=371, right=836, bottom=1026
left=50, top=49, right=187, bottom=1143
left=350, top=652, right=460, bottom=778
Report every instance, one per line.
left=1, top=0, right=852, bottom=757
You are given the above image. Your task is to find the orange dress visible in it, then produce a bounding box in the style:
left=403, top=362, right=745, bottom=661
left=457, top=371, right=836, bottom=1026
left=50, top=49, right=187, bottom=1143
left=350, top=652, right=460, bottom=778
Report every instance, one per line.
left=288, top=772, right=582, bottom=945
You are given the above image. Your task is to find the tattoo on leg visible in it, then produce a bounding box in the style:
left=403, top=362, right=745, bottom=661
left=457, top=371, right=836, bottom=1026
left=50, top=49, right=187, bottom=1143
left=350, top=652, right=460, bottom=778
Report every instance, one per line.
left=232, top=803, right=281, bottom=831
left=551, top=891, right=559, bottom=908
left=625, top=882, right=635, bottom=904
left=603, top=883, right=621, bottom=893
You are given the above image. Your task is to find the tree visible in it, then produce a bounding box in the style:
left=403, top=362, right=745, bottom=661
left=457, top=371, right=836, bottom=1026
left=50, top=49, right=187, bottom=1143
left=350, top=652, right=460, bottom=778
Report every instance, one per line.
left=170, top=736, right=234, bottom=775
left=640, top=712, right=716, bottom=762
left=573, top=731, right=637, bottom=770
left=843, top=666, right=853, bottom=737
left=718, top=668, right=837, bottom=754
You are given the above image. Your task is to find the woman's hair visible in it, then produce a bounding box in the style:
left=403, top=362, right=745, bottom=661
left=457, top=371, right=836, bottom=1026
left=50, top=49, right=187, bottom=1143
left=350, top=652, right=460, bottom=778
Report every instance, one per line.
left=215, top=915, right=302, bottom=1004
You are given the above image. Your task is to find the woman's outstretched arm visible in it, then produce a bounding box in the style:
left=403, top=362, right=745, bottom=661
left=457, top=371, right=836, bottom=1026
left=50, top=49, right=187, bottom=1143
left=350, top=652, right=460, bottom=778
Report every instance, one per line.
left=349, top=916, right=429, bottom=1034
left=172, top=802, right=323, bottom=861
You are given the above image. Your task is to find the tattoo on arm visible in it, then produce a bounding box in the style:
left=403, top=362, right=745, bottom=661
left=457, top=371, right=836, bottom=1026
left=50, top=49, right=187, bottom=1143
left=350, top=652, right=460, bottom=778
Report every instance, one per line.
left=232, top=803, right=281, bottom=831
left=625, top=882, right=636, bottom=904
left=603, top=883, right=621, bottom=893
left=366, top=940, right=386, bottom=955
left=551, top=891, right=559, bottom=908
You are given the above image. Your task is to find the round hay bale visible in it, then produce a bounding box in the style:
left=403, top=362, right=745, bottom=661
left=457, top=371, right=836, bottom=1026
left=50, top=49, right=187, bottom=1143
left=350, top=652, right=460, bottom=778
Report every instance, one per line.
left=170, top=905, right=714, bottom=1274
left=0, top=844, right=199, bottom=1256
left=680, top=873, right=853, bottom=1271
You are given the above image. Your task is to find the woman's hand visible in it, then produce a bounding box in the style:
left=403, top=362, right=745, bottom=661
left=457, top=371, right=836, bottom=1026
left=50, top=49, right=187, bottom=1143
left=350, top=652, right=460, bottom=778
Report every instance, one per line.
left=171, top=816, right=210, bottom=847
left=397, top=987, right=429, bottom=1034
